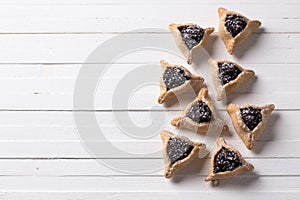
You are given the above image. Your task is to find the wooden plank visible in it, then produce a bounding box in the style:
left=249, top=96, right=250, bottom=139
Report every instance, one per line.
left=0, top=192, right=299, bottom=200
left=0, top=110, right=294, bottom=142
left=0, top=5, right=298, bottom=33
left=0, top=63, right=298, bottom=79
left=0, top=140, right=298, bottom=158
left=2, top=0, right=300, bottom=5
left=1, top=92, right=297, bottom=110
left=0, top=63, right=298, bottom=110
left=0, top=192, right=298, bottom=200
left=0, top=1, right=297, bottom=199
left=0, top=158, right=298, bottom=176
left=0, top=33, right=298, bottom=64
left=0, top=176, right=298, bottom=192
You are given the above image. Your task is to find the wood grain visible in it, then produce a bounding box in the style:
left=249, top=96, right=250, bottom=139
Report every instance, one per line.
left=0, top=0, right=298, bottom=198
left=0, top=158, right=298, bottom=176
left=0, top=176, right=298, bottom=192
left=0, top=33, right=298, bottom=64
left=0, top=4, right=298, bottom=33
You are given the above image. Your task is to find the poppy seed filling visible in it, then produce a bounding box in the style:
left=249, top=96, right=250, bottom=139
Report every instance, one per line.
left=167, top=137, right=194, bottom=164
left=186, top=101, right=212, bottom=123
left=218, top=62, right=242, bottom=85
left=178, top=25, right=204, bottom=50
left=240, top=106, right=262, bottom=131
left=163, top=67, right=190, bottom=91
left=213, top=147, right=242, bottom=173
left=225, top=14, right=247, bottom=38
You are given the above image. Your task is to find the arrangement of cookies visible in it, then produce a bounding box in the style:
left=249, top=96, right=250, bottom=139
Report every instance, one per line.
left=158, top=8, right=275, bottom=185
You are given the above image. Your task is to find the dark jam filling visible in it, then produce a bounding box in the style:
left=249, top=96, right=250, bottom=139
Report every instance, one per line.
left=178, top=25, right=204, bottom=50
left=213, top=147, right=242, bottom=173
left=240, top=106, right=262, bottom=131
left=186, top=101, right=212, bottom=123
left=167, top=137, right=194, bottom=164
left=163, top=67, right=190, bottom=91
left=225, top=14, right=247, bottom=38
left=218, top=62, right=242, bottom=85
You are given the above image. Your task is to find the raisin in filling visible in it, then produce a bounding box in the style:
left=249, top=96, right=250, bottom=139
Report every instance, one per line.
left=163, top=67, right=190, bottom=91
left=225, top=14, right=247, bottom=38
left=186, top=101, right=212, bottom=123
left=218, top=62, right=242, bottom=85
left=167, top=137, right=194, bottom=164
left=178, top=25, right=204, bottom=50
left=240, top=106, right=262, bottom=131
left=213, top=147, right=242, bottom=173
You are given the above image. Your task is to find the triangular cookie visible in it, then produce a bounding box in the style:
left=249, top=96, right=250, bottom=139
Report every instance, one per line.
left=169, top=23, right=214, bottom=64
left=227, top=103, right=275, bottom=150
left=208, top=59, right=255, bottom=101
left=158, top=60, right=204, bottom=104
left=205, top=137, right=254, bottom=183
left=218, top=7, right=261, bottom=54
left=161, top=130, right=206, bottom=178
left=171, top=87, right=228, bottom=133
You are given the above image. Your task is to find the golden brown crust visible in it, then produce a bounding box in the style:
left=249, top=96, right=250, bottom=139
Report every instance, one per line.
left=158, top=60, right=205, bottom=104
left=208, top=59, right=255, bottom=101
left=169, top=23, right=214, bottom=64
left=205, top=137, right=254, bottom=182
left=226, top=103, right=275, bottom=150
left=218, top=7, right=262, bottom=54
left=160, top=130, right=206, bottom=178
left=171, top=87, right=228, bottom=133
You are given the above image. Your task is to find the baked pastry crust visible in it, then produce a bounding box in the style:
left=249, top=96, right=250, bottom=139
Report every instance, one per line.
left=158, top=60, right=204, bottom=104
left=205, top=137, right=254, bottom=182
left=160, top=130, right=206, bottom=178
left=169, top=23, right=214, bottom=64
left=218, top=7, right=261, bottom=54
left=226, top=103, right=275, bottom=150
left=171, top=87, right=228, bottom=133
left=208, top=59, right=255, bottom=101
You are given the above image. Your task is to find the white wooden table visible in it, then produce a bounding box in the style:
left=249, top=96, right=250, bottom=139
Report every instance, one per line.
left=0, top=0, right=299, bottom=199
